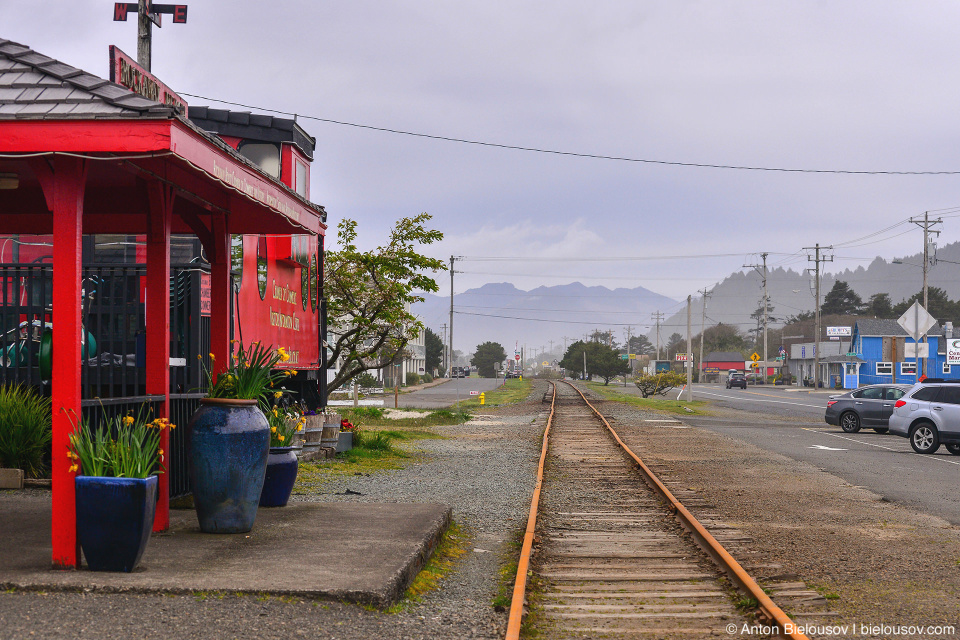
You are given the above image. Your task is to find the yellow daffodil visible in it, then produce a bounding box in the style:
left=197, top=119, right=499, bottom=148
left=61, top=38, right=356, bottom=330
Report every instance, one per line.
left=274, top=391, right=283, bottom=399
left=123, top=416, right=135, bottom=426
left=209, top=353, right=215, bottom=360
left=271, top=426, right=277, bottom=433
left=68, top=464, right=78, bottom=473
left=278, top=435, right=285, bottom=442
left=158, top=449, right=164, bottom=456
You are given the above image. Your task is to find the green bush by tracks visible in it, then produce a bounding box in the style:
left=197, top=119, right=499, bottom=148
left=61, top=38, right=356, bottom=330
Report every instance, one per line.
left=0, top=384, right=52, bottom=478
left=585, top=381, right=709, bottom=416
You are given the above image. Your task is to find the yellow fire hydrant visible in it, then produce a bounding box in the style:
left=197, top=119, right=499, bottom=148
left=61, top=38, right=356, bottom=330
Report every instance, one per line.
left=479, top=392, right=485, bottom=405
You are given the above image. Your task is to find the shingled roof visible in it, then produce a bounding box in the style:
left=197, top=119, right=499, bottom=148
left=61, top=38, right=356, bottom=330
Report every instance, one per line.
left=854, top=318, right=943, bottom=337
left=0, top=38, right=175, bottom=119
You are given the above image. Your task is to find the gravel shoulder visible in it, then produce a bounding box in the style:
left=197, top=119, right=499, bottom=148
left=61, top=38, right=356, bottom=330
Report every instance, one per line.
left=0, top=382, right=551, bottom=640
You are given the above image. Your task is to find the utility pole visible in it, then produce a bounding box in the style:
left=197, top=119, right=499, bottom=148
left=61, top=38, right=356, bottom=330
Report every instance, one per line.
left=685, top=295, right=693, bottom=401
left=805, top=244, right=833, bottom=388
left=439, top=323, right=448, bottom=376
left=910, top=212, right=942, bottom=378
left=743, top=253, right=769, bottom=380
left=449, top=256, right=455, bottom=377
left=698, top=287, right=711, bottom=382
left=652, top=311, right=664, bottom=361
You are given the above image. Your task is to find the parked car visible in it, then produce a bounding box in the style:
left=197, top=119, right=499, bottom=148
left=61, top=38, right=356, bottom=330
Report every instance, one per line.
left=824, top=384, right=912, bottom=433
left=726, top=372, right=747, bottom=389
left=888, top=379, right=960, bottom=454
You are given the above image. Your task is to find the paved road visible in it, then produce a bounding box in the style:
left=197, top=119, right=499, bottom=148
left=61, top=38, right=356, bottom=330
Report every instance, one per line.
left=398, top=377, right=504, bottom=409
left=676, top=383, right=960, bottom=525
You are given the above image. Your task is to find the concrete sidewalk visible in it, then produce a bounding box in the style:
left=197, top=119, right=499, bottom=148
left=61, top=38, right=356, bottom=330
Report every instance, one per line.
left=0, top=491, right=451, bottom=608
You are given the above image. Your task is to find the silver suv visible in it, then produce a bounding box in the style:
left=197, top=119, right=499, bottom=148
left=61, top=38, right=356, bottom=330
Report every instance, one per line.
left=888, top=379, right=960, bottom=455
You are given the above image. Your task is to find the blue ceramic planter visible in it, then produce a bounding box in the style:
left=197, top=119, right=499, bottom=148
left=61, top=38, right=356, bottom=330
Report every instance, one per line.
left=259, top=446, right=299, bottom=507
left=188, top=398, right=270, bottom=533
left=75, top=475, right=157, bottom=572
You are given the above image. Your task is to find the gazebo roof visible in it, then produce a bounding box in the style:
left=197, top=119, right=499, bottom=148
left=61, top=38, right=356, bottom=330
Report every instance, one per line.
left=0, top=38, right=326, bottom=236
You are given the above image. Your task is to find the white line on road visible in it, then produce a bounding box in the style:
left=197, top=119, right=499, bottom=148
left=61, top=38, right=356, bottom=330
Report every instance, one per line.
left=802, top=428, right=960, bottom=466
left=695, top=390, right=824, bottom=409
left=809, top=444, right=847, bottom=451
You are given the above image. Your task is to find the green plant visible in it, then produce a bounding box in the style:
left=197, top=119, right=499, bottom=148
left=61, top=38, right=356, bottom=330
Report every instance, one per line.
left=200, top=342, right=293, bottom=400
left=354, top=372, right=378, bottom=389
left=262, top=396, right=304, bottom=447
left=420, top=373, right=433, bottom=383
left=353, top=428, right=394, bottom=452
left=405, top=372, right=420, bottom=386
left=0, top=384, right=52, bottom=478
left=66, top=405, right=173, bottom=478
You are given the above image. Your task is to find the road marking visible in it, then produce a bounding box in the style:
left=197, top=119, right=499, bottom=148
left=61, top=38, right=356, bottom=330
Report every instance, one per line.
left=801, top=428, right=960, bottom=466
left=809, top=444, right=847, bottom=451
left=695, top=390, right=824, bottom=409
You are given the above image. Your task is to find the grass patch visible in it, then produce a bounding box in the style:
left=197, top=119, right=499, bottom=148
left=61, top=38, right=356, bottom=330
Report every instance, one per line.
left=585, top=382, right=710, bottom=415
left=387, top=521, right=469, bottom=612
left=492, top=527, right=526, bottom=610
left=455, top=378, right=532, bottom=410
left=340, top=407, right=469, bottom=429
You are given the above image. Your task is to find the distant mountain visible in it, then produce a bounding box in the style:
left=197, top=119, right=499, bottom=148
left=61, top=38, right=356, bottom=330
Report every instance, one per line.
left=413, top=281, right=677, bottom=358
left=656, top=240, right=960, bottom=342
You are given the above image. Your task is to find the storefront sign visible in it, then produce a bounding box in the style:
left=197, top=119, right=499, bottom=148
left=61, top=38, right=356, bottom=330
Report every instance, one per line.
left=826, top=326, right=852, bottom=337
left=946, top=339, right=960, bottom=365
left=109, top=46, right=188, bottom=115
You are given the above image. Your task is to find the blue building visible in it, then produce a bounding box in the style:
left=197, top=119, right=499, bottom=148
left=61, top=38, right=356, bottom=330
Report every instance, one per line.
left=851, top=319, right=960, bottom=387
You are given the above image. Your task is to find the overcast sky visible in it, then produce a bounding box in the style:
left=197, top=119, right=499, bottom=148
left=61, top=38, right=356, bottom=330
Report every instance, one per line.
left=7, top=1, right=960, bottom=302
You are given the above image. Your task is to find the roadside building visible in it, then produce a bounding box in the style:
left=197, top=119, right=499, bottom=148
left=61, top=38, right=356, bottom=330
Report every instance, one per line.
left=701, top=351, right=746, bottom=383
left=851, top=319, right=960, bottom=386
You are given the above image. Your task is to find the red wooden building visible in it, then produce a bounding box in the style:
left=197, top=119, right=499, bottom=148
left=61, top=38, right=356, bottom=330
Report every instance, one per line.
left=0, top=39, right=326, bottom=568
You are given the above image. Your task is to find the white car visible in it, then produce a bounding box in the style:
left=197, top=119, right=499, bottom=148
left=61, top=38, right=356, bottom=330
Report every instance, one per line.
left=888, top=379, right=960, bottom=454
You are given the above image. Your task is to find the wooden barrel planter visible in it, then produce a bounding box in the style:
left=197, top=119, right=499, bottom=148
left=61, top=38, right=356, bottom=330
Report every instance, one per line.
left=301, top=414, right=324, bottom=456
left=321, top=412, right=341, bottom=449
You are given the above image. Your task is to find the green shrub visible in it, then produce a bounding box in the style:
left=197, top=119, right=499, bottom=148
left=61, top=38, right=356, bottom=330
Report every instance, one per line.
left=354, top=372, right=379, bottom=389
left=0, top=384, right=52, bottom=478
left=421, top=373, right=433, bottom=383
left=405, top=372, right=420, bottom=386
left=351, top=406, right=384, bottom=419
left=353, top=428, right=394, bottom=451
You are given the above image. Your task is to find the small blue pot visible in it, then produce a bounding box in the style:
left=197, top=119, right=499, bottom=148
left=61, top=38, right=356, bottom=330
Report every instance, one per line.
left=188, top=398, right=270, bottom=533
left=259, top=446, right=299, bottom=507
left=75, top=475, right=158, bottom=572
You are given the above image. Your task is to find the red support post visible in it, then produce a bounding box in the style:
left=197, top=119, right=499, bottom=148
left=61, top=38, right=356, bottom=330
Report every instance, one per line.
left=48, top=156, right=87, bottom=569
left=209, top=212, right=231, bottom=373
left=146, top=181, right=173, bottom=531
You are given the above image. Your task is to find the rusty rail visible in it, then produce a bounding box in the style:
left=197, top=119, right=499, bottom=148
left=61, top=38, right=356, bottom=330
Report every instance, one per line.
left=561, top=380, right=808, bottom=640
left=504, top=381, right=556, bottom=639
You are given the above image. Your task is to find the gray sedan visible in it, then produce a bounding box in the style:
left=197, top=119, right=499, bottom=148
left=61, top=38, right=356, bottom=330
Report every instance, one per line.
left=824, top=384, right=913, bottom=433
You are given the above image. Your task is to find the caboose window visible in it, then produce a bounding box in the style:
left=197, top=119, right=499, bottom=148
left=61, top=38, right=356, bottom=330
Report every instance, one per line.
left=231, top=235, right=243, bottom=292
left=238, top=142, right=281, bottom=179
left=295, top=160, right=307, bottom=198
left=301, top=259, right=309, bottom=310
left=310, top=254, right=318, bottom=311
left=257, top=235, right=268, bottom=300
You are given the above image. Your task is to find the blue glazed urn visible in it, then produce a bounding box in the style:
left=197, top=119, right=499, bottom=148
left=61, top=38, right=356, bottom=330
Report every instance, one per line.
left=188, top=398, right=270, bottom=533
left=75, top=475, right=158, bottom=572
left=259, top=446, right=299, bottom=507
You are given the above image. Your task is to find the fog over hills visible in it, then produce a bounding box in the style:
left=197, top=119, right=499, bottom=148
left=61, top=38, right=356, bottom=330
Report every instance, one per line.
left=413, top=281, right=676, bottom=358
left=657, top=241, right=960, bottom=342
left=413, top=242, right=960, bottom=358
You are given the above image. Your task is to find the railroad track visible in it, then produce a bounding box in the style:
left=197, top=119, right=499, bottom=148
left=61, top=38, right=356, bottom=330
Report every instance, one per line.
left=506, top=380, right=828, bottom=639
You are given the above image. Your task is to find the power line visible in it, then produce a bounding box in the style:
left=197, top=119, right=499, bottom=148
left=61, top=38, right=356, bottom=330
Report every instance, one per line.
left=179, top=92, right=960, bottom=175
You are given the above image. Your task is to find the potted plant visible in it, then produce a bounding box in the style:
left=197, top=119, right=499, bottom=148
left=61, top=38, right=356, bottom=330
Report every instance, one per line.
left=338, top=417, right=355, bottom=452
left=189, top=342, right=294, bottom=533
left=67, top=408, right=173, bottom=572
left=259, top=398, right=305, bottom=507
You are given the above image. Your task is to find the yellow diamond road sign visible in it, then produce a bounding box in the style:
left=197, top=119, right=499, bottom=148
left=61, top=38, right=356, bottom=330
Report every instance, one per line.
left=751, top=352, right=760, bottom=362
